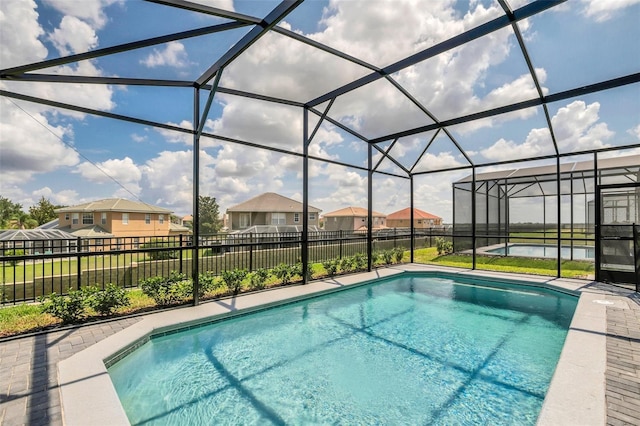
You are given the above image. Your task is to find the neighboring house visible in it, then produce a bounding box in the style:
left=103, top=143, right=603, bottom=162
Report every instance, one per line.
left=386, top=208, right=442, bottom=228
left=226, top=193, right=321, bottom=231
left=322, top=207, right=387, bottom=232
left=182, top=215, right=193, bottom=229
left=55, top=199, right=182, bottom=250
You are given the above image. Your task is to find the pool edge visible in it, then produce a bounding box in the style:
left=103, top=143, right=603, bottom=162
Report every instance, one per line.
left=58, top=264, right=606, bottom=426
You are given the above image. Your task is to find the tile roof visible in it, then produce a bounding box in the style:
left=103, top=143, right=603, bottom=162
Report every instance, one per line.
left=386, top=207, right=441, bottom=220
left=227, top=192, right=321, bottom=213
left=55, top=198, right=172, bottom=214
left=323, top=206, right=386, bottom=217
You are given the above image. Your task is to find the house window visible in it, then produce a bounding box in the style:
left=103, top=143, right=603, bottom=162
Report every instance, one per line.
left=82, top=213, right=93, bottom=225
left=271, top=212, right=286, bottom=225
left=122, top=213, right=129, bottom=225
left=309, top=213, right=316, bottom=220
left=239, top=213, right=250, bottom=228
left=72, top=213, right=79, bottom=225
left=294, top=213, right=300, bottom=223
left=133, top=237, right=139, bottom=249
left=65, top=213, right=70, bottom=221
left=101, top=212, right=107, bottom=225
left=159, top=214, right=164, bottom=224
left=145, top=214, right=151, bottom=224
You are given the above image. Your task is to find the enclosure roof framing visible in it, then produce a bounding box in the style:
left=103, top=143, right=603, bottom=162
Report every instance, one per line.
left=1, top=0, right=639, bottom=181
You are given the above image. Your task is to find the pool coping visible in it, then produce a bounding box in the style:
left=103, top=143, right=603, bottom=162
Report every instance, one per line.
left=58, top=264, right=615, bottom=425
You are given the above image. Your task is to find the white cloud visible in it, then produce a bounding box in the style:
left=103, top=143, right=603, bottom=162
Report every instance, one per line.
left=141, top=41, right=191, bottom=68
left=74, top=157, right=142, bottom=196
left=142, top=150, right=199, bottom=209
left=581, top=0, right=640, bottom=22
left=0, top=0, right=47, bottom=68
left=156, top=120, right=194, bottom=145
left=413, top=151, right=464, bottom=172
left=552, top=100, right=614, bottom=151
left=42, top=0, right=122, bottom=29
left=49, top=15, right=98, bottom=56
left=0, top=98, right=79, bottom=187
left=210, top=96, right=302, bottom=150
left=131, top=133, right=147, bottom=143
left=481, top=100, right=614, bottom=161
left=193, top=0, right=234, bottom=12
left=628, top=124, right=640, bottom=140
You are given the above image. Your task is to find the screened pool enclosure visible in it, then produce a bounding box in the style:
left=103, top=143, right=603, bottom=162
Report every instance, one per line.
left=1, top=0, right=639, bottom=295
left=453, top=155, right=640, bottom=287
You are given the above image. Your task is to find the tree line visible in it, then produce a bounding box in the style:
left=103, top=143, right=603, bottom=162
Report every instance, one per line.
left=0, top=196, right=62, bottom=230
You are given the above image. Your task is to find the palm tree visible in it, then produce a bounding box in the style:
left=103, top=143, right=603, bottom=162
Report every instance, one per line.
left=9, top=212, right=38, bottom=229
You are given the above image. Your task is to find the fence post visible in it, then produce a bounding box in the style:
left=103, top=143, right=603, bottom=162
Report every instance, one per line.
left=179, top=234, right=183, bottom=274
left=76, top=237, right=82, bottom=290
left=249, top=243, right=253, bottom=272
left=339, top=230, right=343, bottom=259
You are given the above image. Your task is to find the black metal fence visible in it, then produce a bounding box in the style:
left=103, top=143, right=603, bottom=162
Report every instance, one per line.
left=0, top=228, right=451, bottom=305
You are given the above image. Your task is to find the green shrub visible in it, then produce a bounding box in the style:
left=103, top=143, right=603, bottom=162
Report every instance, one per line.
left=353, top=253, right=367, bottom=271
left=293, top=262, right=313, bottom=281
left=393, top=247, right=405, bottom=263
left=198, top=271, right=221, bottom=296
left=436, top=237, right=453, bottom=255
left=322, top=259, right=339, bottom=276
left=371, top=251, right=382, bottom=265
left=249, top=268, right=270, bottom=290
left=40, top=290, right=86, bottom=324
left=273, top=263, right=294, bottom=285
left=140, top=271, right=190, bottom=305
left=84, top=284, right=130, bottom=316
left=141, top=239, right=178, bottom=260
left=381, top=249, right=394, bottom=265
left=221, top=268, right=249, bottom=295
left=4, top=249, right=24, bottom=267
left=340, top=256, right=354, bottom=273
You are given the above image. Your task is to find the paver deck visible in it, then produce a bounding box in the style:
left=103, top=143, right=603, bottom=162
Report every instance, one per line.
left=0, top=317, right=141, bottom=426
left=606, top=295, right=640, bottom=426
left=0, top=277, right=638, bottom=426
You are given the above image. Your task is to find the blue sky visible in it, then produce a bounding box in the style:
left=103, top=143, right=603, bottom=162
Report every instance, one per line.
left=1, top=0, right=639, bottom=223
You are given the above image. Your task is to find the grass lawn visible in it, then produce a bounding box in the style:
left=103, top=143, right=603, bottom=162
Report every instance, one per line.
left=413, top=247, right=594, bottom=278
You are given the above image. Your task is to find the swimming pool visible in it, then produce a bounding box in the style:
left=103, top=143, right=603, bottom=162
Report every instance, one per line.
left=108, top=273, right=577, bottom=425
left=486, top=244, right=595, bottom=260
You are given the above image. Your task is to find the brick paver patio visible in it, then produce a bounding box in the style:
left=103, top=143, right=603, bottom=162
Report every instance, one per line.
left=1, top=287, right=639, bottom=425
left=0, top=317, right=141, bottom=426
left=606, top=297, right=640, bottom=426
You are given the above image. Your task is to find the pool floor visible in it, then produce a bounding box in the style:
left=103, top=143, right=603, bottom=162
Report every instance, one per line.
left=108, top=274, right=577, bottom=425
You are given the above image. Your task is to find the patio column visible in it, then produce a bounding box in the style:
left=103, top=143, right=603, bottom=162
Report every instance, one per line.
left=192, top=87, right=200, bottom=305
left=368, top=143, right=373, bottom=271
left=410, top=175, right=415, bottom=263
left=302, top=107, right=309, bottom=284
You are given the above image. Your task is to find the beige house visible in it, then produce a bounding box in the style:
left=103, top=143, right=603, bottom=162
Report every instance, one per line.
left=226, top=193, right=321, bottom=231
left=386, top=207, right=442, bottom=228
left=55, top=199, right=188, bottom=249
left=323, top=207, right=387, bottom=232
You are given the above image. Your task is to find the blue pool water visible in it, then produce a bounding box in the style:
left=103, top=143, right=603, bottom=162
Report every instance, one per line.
left=487, top=244, right=595, bottom=260
left=108, top=273, right=577, bottom=425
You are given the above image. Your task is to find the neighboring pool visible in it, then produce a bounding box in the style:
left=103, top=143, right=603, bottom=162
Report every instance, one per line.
left=108, top=273, right=578, bottom=425
left=486, top=244, right=595, bottom=260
